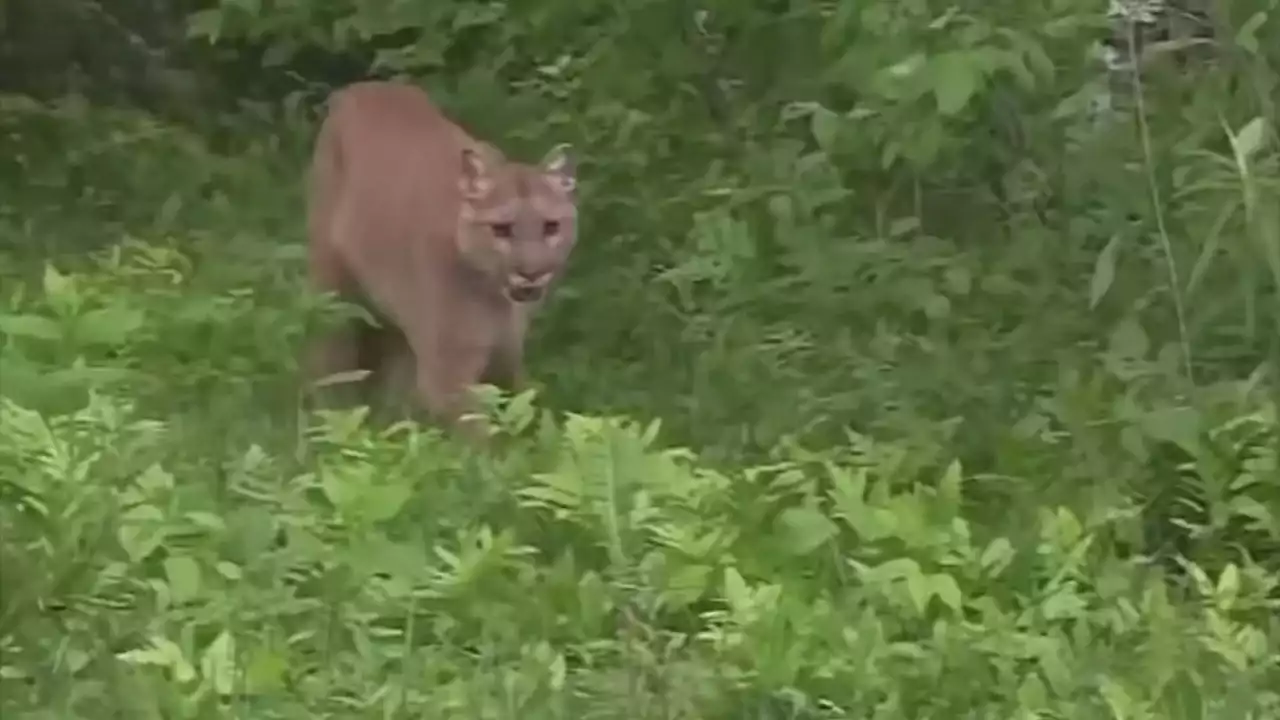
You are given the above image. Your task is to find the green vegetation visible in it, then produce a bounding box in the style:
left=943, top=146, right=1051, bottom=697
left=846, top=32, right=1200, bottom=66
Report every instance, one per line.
left=2, top=1, right=1279, bottom=717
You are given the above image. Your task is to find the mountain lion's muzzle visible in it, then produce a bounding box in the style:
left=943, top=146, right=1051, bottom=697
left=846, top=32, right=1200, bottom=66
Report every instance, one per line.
left=506, top=269, right=552, bottom=302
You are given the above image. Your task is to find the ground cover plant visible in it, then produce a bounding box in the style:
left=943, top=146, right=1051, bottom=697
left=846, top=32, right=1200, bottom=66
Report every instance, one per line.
left=1, top=0, right=1279, bottom=717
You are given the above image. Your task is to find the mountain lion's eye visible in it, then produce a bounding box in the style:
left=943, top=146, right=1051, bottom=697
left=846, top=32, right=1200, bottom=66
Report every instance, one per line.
left=542, top=220, right=560, bottom=236
left=491, top=222, right=514, bottom=238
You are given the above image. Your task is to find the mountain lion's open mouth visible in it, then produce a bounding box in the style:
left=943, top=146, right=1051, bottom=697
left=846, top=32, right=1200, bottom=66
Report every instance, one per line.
left=507, top=286, right=543, bottom=303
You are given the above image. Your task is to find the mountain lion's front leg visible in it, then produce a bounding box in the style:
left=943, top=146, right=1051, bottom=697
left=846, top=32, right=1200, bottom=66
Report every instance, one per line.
left=414, top=343, right=493, bottom=443
left=482, top=305, right=536, bottom=391
left=481, top=337, right=525, bottom=392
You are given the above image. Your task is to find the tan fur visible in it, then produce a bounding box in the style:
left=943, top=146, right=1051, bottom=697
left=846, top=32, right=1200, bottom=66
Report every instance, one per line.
left=305, top=80, right=578, bottom=440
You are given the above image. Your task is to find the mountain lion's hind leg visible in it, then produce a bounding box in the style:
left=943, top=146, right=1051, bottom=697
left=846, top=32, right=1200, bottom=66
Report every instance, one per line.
left=368, top=328, right=418, bottom=423
left=305, top=242, right=371, bottom=410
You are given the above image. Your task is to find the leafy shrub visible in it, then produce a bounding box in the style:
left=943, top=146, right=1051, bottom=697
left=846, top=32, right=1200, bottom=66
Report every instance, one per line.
left=0, top=224, right=1277, bottom=719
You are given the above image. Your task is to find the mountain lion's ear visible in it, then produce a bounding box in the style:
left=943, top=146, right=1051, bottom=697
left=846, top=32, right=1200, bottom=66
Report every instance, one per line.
left=460, top=147, right=492, bottom=198
left=541, top=143, right=575, bottom=194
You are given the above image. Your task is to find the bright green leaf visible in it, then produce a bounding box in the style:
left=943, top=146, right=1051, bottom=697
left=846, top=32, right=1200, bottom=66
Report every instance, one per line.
left=810, top=105, right=841, bottom=154
left=777, top=505, right=838, bottom=556
left=163, top=555, right=202, bottom=605
left=1233, top=117, right=1267, bottom=161
left=1091, top=233, right=1123, bottom=309
left=932, top=54, right=980, bottom=115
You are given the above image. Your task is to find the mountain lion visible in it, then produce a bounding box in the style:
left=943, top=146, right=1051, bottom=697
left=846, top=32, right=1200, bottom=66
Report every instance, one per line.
left=305, top=80, right=578, bottom=439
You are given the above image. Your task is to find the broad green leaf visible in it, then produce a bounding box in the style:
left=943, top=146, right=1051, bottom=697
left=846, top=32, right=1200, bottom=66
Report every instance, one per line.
left=0, top=313, right=62, bottom=342
left=243, top=647, right=287, bottom=693
left=922, top=293, right=951, bottom=319
left=1100, top=678, right=1138, bottom=720
left=1233, top=117, right=1267, bottom=161
left=1234, top=12, right=1267, bottom=53
left=979, top=538, right=1015, bottom=575
left=723, top=567, right=751, bottom=614
left=41, top=264, right=77, bottom=315
left=1138, top=405, right=1202, bottom=454
left=74, top=306, right=146, bottom=347
left=1215, top=563, right=1240, bottom=607
left=117, top=637, right=196, bottom=683
left=777, top=505, right=838, bottom=556
left=1109, top=315, right=1150, bottom=359
left=932, top=53, right=979, bottom=115
left=930, top=573, right=962, bottom=612
left=906, top=571, right=930, bottom=615
left=1041, top=586, right=1087, bottom=620
left=163, top=555, right=202, bottom=605
left=810, top=105, right=841, bottom=154
left=937, top=459, right=963, bottom=507
left=1161, top=670, right=1204, bottom=720
left=200, top=631, right=237, bottom=696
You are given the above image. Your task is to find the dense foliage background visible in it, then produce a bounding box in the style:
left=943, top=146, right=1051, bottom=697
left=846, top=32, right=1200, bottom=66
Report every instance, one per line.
left=2, top=0, right=1278, bottom=717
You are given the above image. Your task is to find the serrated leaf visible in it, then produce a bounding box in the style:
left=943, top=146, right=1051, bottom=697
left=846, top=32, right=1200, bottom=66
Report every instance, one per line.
left=1227, top=495, right=1274, bottom=527
left=501, top=387, right=539, bottom=434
